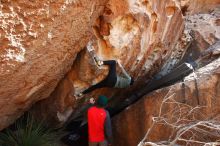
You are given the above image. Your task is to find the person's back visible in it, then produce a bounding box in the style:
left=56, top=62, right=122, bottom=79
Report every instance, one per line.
left=87, top=95, right=112, bottom=146
left=88, top=106, right=106, bottom=142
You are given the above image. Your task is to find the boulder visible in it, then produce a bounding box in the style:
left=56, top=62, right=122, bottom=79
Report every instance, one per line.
left=32, top=0, right=184, bottom=126
left=181, top=0, right=220, bottom=15
left=112, top=57, right=220, bottom=146
left=0, top=0, right=218, bottom=133
left=0, top=0, right=107, bottom=130
left=158, top=7, right=220, bottom=77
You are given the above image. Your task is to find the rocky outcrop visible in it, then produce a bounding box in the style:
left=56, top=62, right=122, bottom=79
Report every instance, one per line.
left=0, top=0, right=218, bottom=133
left=111, top=4, right=220, bottom=145
left=181, top=0, right=220, bottom=15
left=158, top=8, right=220, bottom=77
left=0, top=0, right=107, bottom=130
left=32, top=0, right=184, bottom=126
left=112, top=57, right=220, bottom=146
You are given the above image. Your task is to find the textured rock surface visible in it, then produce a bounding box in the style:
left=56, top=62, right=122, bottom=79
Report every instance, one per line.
left=112, top=57, right=220, bottom=146
left=158, top=8, right=220, bottom=77
left=0, top=0, right=107, bottom=130
left=181, top=0, right=220, bottom=15
left=0, top=0, right=218, bottom=134
left=32, top=0, right=184, bottom=126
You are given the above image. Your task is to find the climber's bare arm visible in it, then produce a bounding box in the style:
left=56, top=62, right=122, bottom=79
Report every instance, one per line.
left=117, top=61, right=131, bottom=79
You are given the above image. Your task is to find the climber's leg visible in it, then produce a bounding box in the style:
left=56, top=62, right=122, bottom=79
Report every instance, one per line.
left=76, top=60, right=117, bottom=98
left=81, top=60, right=117, bottom=94
left=103, top=60, right=117, bottom=77
left=101, top=60, right=117, bottom=87
left=81, top=79, right=108, bottom=95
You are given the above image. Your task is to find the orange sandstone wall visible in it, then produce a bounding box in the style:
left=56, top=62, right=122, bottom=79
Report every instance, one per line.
left=33, top=0, right=184, bottom=126
left=0, top=0, right=107, bottom=130
left=112, top=58, right=220, bottom=146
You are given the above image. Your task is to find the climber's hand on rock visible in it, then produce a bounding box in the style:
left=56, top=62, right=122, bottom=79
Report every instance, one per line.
left=89, top=97, right=95, bottom=104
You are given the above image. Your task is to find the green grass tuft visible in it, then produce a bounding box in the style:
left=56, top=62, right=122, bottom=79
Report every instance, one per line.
left=0, top=114, right=61, bottom=146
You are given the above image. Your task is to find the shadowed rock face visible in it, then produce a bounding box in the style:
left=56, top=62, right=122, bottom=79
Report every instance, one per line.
left=112, top=57, right=220, bottom=146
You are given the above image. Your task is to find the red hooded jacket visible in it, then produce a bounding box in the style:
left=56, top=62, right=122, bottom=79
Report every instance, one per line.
left=88, top=106, right=106, bottom=142
left=88, top=106, right=112, bottom=143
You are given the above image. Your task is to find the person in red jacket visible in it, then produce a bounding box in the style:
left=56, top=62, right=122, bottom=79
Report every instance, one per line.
left=88, top=95, right=113, bottom=146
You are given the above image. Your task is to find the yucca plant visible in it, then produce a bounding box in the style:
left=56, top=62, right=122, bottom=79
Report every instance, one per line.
left=0, top=114, right=61, bottom=146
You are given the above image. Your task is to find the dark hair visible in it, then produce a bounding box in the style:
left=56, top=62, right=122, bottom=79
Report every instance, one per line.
left=130, top=77, right=134, bottom=85
left=97, top=95, right=108, bottom=107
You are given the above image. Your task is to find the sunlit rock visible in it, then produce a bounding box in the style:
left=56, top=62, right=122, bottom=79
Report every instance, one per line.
left=32, top=0, right=184, bottom=126
left=0, top=0, right=107, bottom=130
left=158, top=8, right=220, bottom=77
left=0, top=0, right=218, bottom=133
left=181, top=0, right=220, bottom=15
